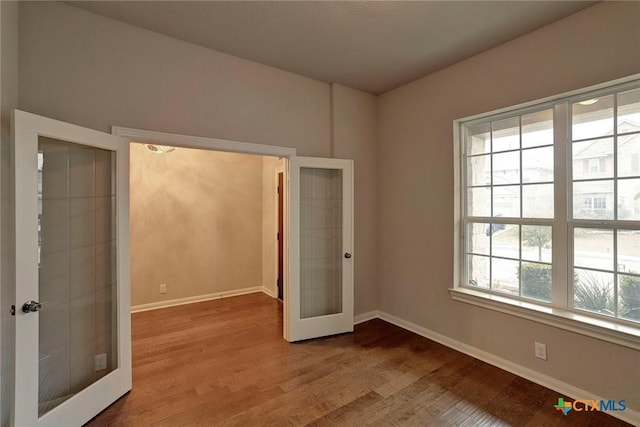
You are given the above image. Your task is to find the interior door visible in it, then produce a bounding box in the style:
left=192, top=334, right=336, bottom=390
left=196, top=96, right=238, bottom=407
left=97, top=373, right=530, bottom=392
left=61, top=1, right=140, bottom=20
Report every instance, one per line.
left=12, top=110, right=131, bottom=426
left=287, top=156, right=354, bottom=342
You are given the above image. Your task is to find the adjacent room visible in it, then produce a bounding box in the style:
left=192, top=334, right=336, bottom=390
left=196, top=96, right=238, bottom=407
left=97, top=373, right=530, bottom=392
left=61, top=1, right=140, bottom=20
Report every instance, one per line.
left=129, top=143, right=285, bottom=312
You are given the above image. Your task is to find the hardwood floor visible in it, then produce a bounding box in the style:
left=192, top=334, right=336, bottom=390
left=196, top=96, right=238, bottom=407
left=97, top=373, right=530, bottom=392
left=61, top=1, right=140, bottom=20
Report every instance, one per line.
left=87, top=293, right=631, bottom=426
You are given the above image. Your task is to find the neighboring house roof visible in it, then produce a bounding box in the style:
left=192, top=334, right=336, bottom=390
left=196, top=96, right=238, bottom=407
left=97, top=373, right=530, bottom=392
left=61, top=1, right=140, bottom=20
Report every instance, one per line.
left=573, top=119, right=640, bottom=160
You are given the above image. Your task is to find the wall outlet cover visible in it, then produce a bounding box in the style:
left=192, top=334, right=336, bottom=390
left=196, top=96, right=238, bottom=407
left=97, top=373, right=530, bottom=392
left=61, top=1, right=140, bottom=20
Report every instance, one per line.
left=95, top=353, right=107, bottom=371
left=534, top=342, right=547, bottom=360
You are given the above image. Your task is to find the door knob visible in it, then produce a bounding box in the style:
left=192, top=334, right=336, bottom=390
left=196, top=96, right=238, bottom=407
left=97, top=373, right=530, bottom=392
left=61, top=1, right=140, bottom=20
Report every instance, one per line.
left=22, top=301, right=41, bottom=313
left=344, top=252, right=352, bottom=259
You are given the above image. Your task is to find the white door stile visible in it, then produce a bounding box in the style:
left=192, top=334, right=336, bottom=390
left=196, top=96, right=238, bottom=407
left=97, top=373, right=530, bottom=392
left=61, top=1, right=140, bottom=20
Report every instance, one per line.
left=12, top=110, right=131, bottom=427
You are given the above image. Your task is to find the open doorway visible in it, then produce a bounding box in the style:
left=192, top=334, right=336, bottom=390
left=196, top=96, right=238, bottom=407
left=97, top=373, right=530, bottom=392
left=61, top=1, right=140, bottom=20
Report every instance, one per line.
left=128, top=142, right=285, bottom=313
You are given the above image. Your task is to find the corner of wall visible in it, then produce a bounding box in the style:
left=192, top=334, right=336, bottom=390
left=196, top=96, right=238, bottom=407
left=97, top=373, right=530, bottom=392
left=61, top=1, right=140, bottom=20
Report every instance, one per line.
left=330, top=83, right=380, bottom=314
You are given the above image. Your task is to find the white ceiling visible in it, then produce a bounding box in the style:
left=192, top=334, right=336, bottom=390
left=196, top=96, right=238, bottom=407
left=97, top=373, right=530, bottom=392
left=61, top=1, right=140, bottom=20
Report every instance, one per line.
left=67, top=1, right=597, bottom=95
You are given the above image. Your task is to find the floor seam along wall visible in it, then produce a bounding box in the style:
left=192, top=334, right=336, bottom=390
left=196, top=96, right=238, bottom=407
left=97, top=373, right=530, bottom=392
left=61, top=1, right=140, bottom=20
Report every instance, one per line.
left=353, top=310, right=639, bottom=425
left=130, top=286, right=275, bottom=313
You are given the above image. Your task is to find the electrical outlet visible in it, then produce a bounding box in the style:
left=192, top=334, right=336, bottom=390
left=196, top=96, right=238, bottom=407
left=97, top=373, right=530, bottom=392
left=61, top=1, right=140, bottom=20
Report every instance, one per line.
left=534, top=342, right=547, bottom=360
left=160, top=283, right=167, bottom=294
left=95, top=353, right=107, bottom=371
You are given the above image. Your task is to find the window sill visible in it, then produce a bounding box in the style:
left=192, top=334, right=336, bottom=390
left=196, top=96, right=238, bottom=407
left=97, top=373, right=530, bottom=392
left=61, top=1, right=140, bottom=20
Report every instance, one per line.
left=449, top=287, right=640, bottom=351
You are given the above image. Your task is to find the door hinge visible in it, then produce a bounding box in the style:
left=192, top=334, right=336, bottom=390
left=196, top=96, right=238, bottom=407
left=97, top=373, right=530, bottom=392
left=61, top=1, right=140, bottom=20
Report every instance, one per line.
left=277, top=232, right=280, bottom=240
left=10, top=305, right=15, bottom=316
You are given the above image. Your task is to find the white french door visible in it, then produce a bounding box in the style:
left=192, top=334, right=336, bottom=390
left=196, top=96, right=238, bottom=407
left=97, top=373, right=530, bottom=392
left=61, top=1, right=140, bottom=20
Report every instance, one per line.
left=287, top=156, right=354, bottom=342
left=12, top=110, right=131, bottom=426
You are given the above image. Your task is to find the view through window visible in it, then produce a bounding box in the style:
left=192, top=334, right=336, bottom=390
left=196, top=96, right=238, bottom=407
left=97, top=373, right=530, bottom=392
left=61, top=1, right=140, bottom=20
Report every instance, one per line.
left=459, top=80, right=640, bottom=324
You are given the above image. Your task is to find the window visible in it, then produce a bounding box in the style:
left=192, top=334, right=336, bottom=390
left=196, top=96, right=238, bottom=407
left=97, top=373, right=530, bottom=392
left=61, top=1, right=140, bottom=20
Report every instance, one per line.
left=455, top=78, right=640, bottom=334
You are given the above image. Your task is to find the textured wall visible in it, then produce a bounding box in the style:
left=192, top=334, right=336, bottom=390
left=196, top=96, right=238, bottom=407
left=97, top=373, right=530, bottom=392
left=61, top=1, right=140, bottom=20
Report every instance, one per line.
left=377, top=1, right=640, bottom=413
left=130, top=144, right=263, bottom=306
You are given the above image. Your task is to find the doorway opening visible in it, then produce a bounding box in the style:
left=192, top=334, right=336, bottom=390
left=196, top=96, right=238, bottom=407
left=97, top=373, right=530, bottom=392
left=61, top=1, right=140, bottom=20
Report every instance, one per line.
left=128, top=142, right=286, bottom=315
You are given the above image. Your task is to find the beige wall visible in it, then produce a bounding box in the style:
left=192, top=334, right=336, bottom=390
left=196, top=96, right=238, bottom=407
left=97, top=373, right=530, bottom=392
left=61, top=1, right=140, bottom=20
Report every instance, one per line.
left=331, top=84, right=378, bottom=314
left=130, top=144, right=264, bottom=306
left=18, top=2, right=331, bottom=157
left=1, top=2, right=18, bottom=426
left=377, top=1, right=640, bottom=413
left=17, top=1, right=379, bottom=316
left=262, top=156, right=285, bottom=298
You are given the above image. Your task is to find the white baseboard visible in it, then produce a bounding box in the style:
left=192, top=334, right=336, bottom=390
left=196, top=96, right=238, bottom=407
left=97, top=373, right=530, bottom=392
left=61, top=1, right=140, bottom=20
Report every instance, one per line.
left=261, top=286, right=277, bottom=299
left=131, top=286, right=264, bottom=313
left=354, top=310, right=380, bottom=325
left=358, top=311, right=639, bottom=425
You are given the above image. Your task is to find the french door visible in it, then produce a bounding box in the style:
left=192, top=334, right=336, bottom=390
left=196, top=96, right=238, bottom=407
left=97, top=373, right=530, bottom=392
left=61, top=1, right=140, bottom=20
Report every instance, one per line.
left=12, top=110, right=131, bottom=426
left=11, top=113, right=353, bottom=423
left=287, top=156, right=354, bottom=341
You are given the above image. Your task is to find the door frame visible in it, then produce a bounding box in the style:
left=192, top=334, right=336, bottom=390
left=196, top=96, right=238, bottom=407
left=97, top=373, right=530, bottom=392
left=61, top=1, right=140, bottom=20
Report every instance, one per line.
left=112, top=126, right=295, bottom=335
left=275, top=166, right=285, bottom=300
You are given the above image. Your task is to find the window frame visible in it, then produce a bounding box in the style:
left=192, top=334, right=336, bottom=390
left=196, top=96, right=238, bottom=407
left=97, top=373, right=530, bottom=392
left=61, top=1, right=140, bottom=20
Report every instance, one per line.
left=452, top=74, right=640, bottom=350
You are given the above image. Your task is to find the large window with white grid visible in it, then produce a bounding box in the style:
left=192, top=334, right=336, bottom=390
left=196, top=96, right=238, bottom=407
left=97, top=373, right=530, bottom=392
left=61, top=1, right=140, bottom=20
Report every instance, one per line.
left=456, top=78, right=640, bottom=329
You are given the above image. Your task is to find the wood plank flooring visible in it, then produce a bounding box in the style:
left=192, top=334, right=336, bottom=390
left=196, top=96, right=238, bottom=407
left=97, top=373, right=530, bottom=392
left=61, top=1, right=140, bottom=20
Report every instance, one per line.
left=87, top=293, right=631, bottom=426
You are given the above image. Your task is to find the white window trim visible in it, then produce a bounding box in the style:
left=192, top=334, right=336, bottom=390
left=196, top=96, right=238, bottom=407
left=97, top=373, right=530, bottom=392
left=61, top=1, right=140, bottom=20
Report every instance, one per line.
left=449, top=288, right=640, bottom=350
left=453, top=73, right=640, bottom=351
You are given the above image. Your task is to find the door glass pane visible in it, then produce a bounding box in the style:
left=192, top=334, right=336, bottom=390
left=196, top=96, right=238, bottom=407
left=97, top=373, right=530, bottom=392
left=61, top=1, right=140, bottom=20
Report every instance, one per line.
left=299, top=167, right=342, bottom=319
left=38, top=137, right=117, bottom=416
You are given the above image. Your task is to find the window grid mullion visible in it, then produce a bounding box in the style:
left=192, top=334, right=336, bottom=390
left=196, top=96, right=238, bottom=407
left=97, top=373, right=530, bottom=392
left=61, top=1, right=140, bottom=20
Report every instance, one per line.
left=614, top=229, right=619, bottom=317
left=457, top=77, right=640, bottom=329
left=489, top=122, right=494, bottom=290
left=518, top=116, right=523, bottom=297
left=554, top=101, right=570, bottom=308
left=613, top=94, right=619, bottom=317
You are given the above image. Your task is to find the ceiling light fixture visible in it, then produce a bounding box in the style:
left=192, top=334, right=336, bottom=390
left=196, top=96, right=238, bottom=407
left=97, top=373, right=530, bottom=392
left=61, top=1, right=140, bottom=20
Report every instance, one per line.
left=578, top=98, right=599, bottom=106
left=145, top=144, right=175, bottom=154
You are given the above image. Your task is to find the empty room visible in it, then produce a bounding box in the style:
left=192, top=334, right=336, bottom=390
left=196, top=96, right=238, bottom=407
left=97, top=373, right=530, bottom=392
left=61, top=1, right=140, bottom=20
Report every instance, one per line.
left=1, top=1, right=639, bottom=426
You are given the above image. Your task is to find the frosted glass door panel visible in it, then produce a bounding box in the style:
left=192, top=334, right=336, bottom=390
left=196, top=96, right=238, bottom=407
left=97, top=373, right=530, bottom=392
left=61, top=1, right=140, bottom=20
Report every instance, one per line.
left=38, top=136, right=117, bottom=416
left=299, top=168, right=343, bottom=318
